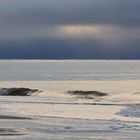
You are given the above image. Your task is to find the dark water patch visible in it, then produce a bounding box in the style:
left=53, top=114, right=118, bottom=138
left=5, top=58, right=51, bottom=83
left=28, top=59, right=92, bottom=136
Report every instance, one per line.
left=0, top=88, right=39, bottom=96
left=0, top=100, right=132, bottom=106
left=0, top=128, right=25, bottom=136
left=68, top=90, right=107, bottom=96
left=0, top=115, right=31, bottom=120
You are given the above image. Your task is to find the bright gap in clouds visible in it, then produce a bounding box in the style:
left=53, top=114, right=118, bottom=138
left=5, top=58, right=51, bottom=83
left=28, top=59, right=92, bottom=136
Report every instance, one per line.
left=0, top=24, right=140, bottom=46
left=57, top=25, right=140, bottom=44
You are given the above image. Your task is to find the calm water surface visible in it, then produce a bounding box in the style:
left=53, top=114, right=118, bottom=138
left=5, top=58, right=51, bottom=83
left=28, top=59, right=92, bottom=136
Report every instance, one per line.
left=0, top=60, right=139, bottom=81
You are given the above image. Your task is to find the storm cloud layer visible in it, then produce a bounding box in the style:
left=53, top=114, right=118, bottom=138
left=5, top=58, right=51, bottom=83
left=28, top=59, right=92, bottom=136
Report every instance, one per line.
left=0, top=0, right=140, bottom=59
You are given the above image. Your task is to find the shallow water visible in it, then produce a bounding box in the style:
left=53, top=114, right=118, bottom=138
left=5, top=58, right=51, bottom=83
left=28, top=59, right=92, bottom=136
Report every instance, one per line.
left=0, top=60, right=140, bottom=140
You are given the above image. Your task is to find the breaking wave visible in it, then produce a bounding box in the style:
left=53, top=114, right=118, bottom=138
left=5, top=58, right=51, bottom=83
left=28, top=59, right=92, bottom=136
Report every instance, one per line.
left=0, top=88, right=39, bottom=96
left=0, top=88, right=108, bottom=99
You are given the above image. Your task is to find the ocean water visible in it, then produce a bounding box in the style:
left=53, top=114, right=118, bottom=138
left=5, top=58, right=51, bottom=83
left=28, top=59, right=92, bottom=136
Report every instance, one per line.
left=0, top=60, right=140, bottom=81
left=0, top=60, right=140, bottom=140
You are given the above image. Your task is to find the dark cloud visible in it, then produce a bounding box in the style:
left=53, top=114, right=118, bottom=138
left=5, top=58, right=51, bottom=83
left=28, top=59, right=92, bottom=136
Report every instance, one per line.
left=1, top=0, right=140, bottom=26
left=0, top=38, right=140, bottom=59
left=0, top=0, right=140, bottom=59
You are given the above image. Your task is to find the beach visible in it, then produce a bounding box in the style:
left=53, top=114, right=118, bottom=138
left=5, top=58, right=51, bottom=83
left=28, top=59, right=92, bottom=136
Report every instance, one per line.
left=0, top=80, right=139, bottom=139
left=0, top=60, right=139, bottom=139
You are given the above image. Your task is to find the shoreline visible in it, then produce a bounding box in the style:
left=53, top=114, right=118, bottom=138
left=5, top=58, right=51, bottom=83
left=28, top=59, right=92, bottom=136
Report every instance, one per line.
left=0, top=80, right=139, bottom=139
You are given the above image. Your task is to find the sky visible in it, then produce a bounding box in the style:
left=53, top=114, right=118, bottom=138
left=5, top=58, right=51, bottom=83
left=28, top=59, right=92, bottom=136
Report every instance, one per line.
left=0, top=0, right=140, bottom=59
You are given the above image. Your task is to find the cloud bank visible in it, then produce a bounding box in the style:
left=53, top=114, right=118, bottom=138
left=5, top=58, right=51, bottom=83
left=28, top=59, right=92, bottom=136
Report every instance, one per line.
left=0, top=0, right=140, bottom=59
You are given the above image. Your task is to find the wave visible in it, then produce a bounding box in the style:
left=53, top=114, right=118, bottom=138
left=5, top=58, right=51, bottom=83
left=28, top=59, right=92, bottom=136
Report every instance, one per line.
left=67, top=90, right=107, bottom=99
left=0, top=88, right=39, bottom=96
left=0, top=88, right=108, bottom=99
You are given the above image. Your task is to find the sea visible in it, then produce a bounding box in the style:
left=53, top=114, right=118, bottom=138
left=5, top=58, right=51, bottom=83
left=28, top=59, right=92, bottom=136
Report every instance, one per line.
left=0, top=60, right=140, bottom=140
left=0, top=60, right=140, bottom=81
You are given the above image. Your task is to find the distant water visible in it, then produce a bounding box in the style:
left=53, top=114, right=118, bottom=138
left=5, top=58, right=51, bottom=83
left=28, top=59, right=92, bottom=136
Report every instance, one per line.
left=0, top=60, right=140, bottom=81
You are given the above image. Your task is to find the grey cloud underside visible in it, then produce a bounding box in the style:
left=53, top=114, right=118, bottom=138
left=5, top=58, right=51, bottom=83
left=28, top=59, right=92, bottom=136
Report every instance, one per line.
left=0, top=39, right=140, bottom=59
left=0, top=0, right=140, bottom=59
left=0, top=0, right=140, bottom=26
